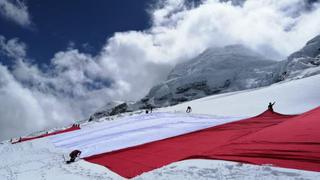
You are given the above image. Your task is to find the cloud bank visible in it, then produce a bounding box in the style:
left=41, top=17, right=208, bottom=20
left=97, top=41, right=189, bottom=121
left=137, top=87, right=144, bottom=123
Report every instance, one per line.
left=0, top=0, right=32, bottom=27
left=0, top=0, right=320, bottom=140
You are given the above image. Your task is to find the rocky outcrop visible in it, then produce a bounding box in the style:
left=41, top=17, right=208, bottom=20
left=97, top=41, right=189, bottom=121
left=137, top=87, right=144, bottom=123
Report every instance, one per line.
left=89, top=102, right=132, bottom=121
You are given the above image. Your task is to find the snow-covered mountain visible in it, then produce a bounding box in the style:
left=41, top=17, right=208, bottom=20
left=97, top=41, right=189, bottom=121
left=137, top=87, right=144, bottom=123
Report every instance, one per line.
left=139, top=45, right=279, bottom=107
left=89, top=34, right=320, bottom=121
left=280, top=35, right=320, bottom=80
left=89, top=45, right=277, bottom=120
left=135, top=35, right=320, bottom=110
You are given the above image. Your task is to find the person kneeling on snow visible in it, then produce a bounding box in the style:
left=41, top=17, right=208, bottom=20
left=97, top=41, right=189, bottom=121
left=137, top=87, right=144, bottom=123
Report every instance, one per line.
left=66, top=150, right=81, bottom=164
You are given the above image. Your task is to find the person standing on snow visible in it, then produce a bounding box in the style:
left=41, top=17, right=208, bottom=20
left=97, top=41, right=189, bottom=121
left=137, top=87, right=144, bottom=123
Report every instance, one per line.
left=186, top=106, right=192, bottom=113
left=268, top=102, right=275, bottom=112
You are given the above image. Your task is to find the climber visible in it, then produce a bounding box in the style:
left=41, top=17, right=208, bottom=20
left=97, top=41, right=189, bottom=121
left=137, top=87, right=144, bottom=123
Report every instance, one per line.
left=268, top=102, right=276, bottom=112
left=186, top=106, right=192, bottom=113
left=66, top=150, right=81, bottom=164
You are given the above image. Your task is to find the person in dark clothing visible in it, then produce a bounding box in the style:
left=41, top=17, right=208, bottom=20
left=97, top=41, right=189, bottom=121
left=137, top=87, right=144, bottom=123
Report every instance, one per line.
left=73, top=124, right=80, bottom=128
left=150, top=106, right=153, bottom=113
left=186, top=106, right=192, bottom=113
left=268, top=102, right=275, bottom=112
left=66, top=150, right=81, bottom=164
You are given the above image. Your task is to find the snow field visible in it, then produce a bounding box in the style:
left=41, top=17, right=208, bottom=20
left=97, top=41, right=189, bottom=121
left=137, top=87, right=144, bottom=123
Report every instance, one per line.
left=0, top=139, right=123, bottom=180
left=135, top=160, right=320, bottom=180
left=162, top=74, right=320, bottom=117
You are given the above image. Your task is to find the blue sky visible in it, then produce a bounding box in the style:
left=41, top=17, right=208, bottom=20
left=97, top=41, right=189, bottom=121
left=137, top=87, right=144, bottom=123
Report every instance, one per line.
left=0, top=0, right=151, bottom=65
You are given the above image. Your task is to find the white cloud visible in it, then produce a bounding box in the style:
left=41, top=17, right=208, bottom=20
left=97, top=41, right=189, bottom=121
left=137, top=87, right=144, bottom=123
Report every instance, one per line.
left=148, top=0, right=320, bottom=60
left=0, top=0, right=32, bottom=27
left=1, top=0, right=320, bottom=140
left=0, top=35, right=26, bottom=59
left=0, top=63, right=84, bottom=139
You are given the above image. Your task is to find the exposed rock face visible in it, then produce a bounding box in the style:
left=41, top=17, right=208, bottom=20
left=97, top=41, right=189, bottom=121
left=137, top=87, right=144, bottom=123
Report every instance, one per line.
left=280, top=35, right=320, bottom=80
left=289, top=35, right=320, bottom=59
left=139, top=45, right=280, bottom=107
left=109, top=103, right=129, bottom=116
left=89, top=102, right=130, bottom=121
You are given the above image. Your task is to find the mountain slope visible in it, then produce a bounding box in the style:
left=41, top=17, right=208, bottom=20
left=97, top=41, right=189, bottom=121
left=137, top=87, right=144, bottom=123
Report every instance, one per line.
left=161, top=73, right=320, bottom=117
left=89, top=34, right=320, bottom=119
left=280, top=35, right=320, bottom=80
left=1, top=74, right=320, bottom=180
left=140, top=45, right=279, bottom=107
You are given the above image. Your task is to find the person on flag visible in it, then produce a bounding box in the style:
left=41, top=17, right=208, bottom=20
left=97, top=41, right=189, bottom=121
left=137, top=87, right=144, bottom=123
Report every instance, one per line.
left=268, top=102, right=275, bottom=112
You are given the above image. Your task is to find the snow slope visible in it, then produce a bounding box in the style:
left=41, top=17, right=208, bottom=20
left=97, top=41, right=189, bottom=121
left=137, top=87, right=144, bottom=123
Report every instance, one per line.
left=0, top=138, right=123, bottom=180
left=161, top=73, right=320, bottom=117
left=0, top=74, right=320, bottom=179
left=135, top=160, right=320, bottom=180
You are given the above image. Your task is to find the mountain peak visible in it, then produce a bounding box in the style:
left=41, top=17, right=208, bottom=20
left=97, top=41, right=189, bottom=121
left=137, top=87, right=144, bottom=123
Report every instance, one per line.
left=139, top=44, right=278, bottom=107
left=289, top=34, right=320, bottom=59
